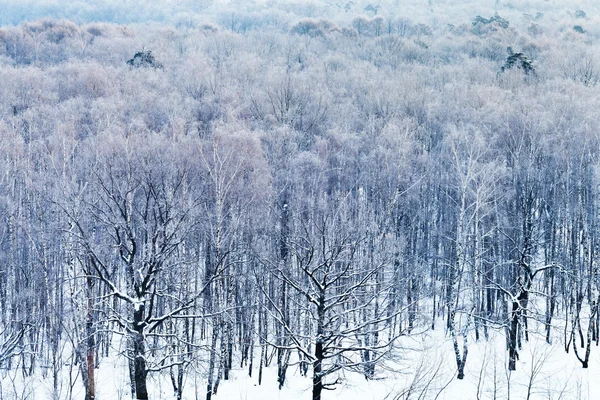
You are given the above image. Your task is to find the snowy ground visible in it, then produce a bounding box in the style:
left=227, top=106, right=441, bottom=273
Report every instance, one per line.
left=2, top=321, right=599, bottom=400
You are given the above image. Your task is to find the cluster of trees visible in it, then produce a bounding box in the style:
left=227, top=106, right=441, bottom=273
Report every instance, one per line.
left=0, top=6, right=600, bottom=400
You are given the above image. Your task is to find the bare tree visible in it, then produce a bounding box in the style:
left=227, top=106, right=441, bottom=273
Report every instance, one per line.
left=63, top=133, right=205, bottom=399
left=259, top=189, right=402, bottom=400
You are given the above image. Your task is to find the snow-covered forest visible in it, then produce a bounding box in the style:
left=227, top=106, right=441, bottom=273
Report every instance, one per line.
left=1, top=0, right=600, bottom=399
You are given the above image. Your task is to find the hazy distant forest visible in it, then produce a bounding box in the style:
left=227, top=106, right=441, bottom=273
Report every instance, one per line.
left=1, top=1, right=600, bottom=399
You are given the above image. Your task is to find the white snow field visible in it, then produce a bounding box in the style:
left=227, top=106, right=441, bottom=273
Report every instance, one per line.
left=2, top=322, right=598, bottom=400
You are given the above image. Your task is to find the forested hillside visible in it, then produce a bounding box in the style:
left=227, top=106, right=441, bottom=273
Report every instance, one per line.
left=1, top=1, right=600, bottom=399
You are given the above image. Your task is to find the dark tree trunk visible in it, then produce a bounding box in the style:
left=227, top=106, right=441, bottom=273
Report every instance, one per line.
left=508, top=292, right=525, bottom=371
left=86, top=276, right=95, bottom=400
left=133, top=305, right=148, bottom=400
left=312, top=340, right=323, bottom=400
left=312, top=295, right=325, bottom=400
left=573, top=299, right=597, bottom=369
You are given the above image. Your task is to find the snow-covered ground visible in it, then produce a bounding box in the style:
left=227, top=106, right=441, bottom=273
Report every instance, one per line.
left=2, top=321, right=598, bottom=400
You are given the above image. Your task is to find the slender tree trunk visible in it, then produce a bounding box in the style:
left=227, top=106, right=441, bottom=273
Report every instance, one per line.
left=206, top=322, right=218, bottom=400
left=572, top=299, right=597, bottom=368
left=86, top=276, right=95, bottom=400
